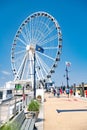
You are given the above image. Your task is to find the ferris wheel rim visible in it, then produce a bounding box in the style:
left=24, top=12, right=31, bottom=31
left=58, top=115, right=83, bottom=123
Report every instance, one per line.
left=11, top=11, right=62, bottom=82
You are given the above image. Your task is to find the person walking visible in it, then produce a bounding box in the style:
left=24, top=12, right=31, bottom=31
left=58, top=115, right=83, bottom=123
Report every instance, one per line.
left=53, top=88, right=56, bottom=96
left=66, top=88, right=69, bottom=98
left=56, top=88, right=60, bottom=97
left=85, top=89, right=87, bottom=98
left=70, top=89, right=73, bottom=96
left=60, top=88, right=63, bottom=95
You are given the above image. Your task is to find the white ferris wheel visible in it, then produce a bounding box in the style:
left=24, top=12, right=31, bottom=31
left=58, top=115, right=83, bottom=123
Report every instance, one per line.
left=11, top=11, right=62, bottom=85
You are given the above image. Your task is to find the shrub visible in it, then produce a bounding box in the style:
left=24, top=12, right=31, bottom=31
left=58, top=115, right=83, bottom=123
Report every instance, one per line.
left=27, top=99, right=40, bottom=111
left=0, top=123, right=11, bottom=130
left=0, top=122, right=18, bottom=130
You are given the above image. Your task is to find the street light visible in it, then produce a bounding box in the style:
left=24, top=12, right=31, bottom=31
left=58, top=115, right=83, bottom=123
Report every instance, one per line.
left=65, top=61, right=71, bottom=97
left=34, top=52, right=36, bottom=99
left=65, top=66, right=69, bottom=89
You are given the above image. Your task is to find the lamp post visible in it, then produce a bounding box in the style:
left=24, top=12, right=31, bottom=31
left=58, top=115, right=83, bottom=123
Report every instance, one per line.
left=65, top=66, right=69, bottom=98
left=65, top=66, right=69, bottom=89
left=33, top=44, right=44, bottom=99
left=82, top=82, right=84, bottom=97
left=34, top=52, right=36, bottom=99
left=65, top=62, right=71, bottom=98
left=73, top=83, right=76, bottom=96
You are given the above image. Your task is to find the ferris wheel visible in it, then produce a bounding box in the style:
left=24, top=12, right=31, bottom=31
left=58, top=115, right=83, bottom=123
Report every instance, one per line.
left=11, top=11, right=62, bottom=84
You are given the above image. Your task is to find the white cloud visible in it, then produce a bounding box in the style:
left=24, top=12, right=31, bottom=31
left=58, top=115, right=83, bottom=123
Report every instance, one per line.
left=1, top=70, right=11, bottom=75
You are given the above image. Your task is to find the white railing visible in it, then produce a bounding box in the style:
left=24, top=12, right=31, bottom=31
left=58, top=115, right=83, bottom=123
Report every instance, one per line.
left=0, top=93, right=33, bottom=127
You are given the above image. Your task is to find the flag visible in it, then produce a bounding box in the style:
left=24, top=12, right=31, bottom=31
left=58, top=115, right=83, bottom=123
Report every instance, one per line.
left=36, top=44, right=44, bottom=53
left=65, top=61, right=71, bottom=67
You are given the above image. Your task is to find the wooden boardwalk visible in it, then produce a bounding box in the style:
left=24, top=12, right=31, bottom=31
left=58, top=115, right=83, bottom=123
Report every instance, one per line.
left=44, top=92, right=87, bottom=130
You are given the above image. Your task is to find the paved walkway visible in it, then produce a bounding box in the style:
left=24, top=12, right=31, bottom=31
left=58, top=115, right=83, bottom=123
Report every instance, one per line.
left=43, top=92, right=87, bottom=130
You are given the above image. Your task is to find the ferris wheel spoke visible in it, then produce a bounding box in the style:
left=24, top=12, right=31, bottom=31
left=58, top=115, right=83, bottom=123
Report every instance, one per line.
left=32, top=17, right=42, bottom=42
left=38, top=55, right=50, bottom=71
left=39, top=34, right=58, bottom=46
left=22, top=55, right=32, bottom=80
left=17, top=37, right=27, bottom=46
left=14, top=54, right=26, bottom=81
left=36, top=51, right=55, bottom=61
left=33, top=17, right=44, bottom=42
left=40, top=61, right=50, bottom=78
left=21, top=53, right=32, bottom=80
left=38, top=25, right=56, bottom=46
left=36, top=55, right=46, bottom=79
left=21, top=30, right=29, bottom=44
left=34, top=29, right=44, bottom=44
left=30, top=19, right=34, bottom=41
left=36, top=66, right=43, bottom=80
left=40, top=14, right=51, bottom=32
left=16, top=45, right=26, bottom=49
left=40, top=18, right=51, bottom=35
left=44, top=46, right=58, bottom=49
left=36, top=54, right=47, bottom=76
left=37, top=63, right=47, bottom=79
left=15, top=50, right=25, bottom=55
left=24, top=25, right=31, bottom=43
left=29, top=20, right=33, bottom=42
left=16, top=53, right=27, bottom=74
left=33, top=18, right=40, bottom=41
left=40, top=59, right=50, bottom=73
left=19, top=56, right=27, bottom=80
left=31, top=20, right=34, bottom=41
left=14, top=53, right=24, bottom=63
left=36, top=56, right=45, bottom=79
left=35, top=19, right=49, bottom=42
left=42, top=20, right=51, bottom=40
left=36, top=54, right=50, bottom=75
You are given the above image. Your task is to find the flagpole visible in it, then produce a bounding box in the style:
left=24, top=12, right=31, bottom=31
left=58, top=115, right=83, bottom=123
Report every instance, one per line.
left=65, top=62, right=71, bottom=98
left=33, top=44, right=44, bottom=99
left=34, top=52, right=36, bottom=99
left=66, top=66, right=69, bottom=98
left=66, top=66, right=69, bottom=89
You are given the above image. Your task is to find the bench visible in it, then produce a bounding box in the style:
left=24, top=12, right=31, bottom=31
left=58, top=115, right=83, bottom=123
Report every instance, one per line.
left=11, top=110, right=36, bottom=130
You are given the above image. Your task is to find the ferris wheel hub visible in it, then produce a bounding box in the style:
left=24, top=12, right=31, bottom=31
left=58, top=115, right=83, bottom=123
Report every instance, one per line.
left=26, top=45, right=35, bottom=53
left=26, top=45, right=30, bottom=51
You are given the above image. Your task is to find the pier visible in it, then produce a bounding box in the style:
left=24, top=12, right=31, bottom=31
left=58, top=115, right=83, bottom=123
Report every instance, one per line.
left=44, top=92, right=87, bottom=130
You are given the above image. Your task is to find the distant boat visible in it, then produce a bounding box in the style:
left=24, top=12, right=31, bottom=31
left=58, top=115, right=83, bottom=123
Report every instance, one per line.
left=0, top=87, right=13, bottom=104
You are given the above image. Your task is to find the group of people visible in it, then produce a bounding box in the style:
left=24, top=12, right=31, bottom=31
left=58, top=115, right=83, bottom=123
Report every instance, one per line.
left=51, top=87, right=73, bottom=97
left=51, top=87, right=63, bottom=97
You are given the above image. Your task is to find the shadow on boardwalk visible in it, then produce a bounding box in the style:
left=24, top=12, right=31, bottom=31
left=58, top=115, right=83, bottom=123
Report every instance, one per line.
left=57, top=109, right=87, bottom=113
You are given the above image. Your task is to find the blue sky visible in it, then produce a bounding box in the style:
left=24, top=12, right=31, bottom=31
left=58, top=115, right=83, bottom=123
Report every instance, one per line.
left=0, top=0, right=87, bottom=87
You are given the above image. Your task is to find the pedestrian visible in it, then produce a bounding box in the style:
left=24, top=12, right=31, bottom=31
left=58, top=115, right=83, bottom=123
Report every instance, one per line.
left=66, top=88, right=69, bottom=97
left=60, top=88, right=63, bottom=94
left=85, top=89, right=87, bottom=98
left=74, top=91, right=75, bottom=96
left=51, top=87, right=53, bottom=93
left=70, top=89, right=73, bottom=96
left=53, top=88, right=56, bottom=96
left=56, top=88, right=60, bottom=97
